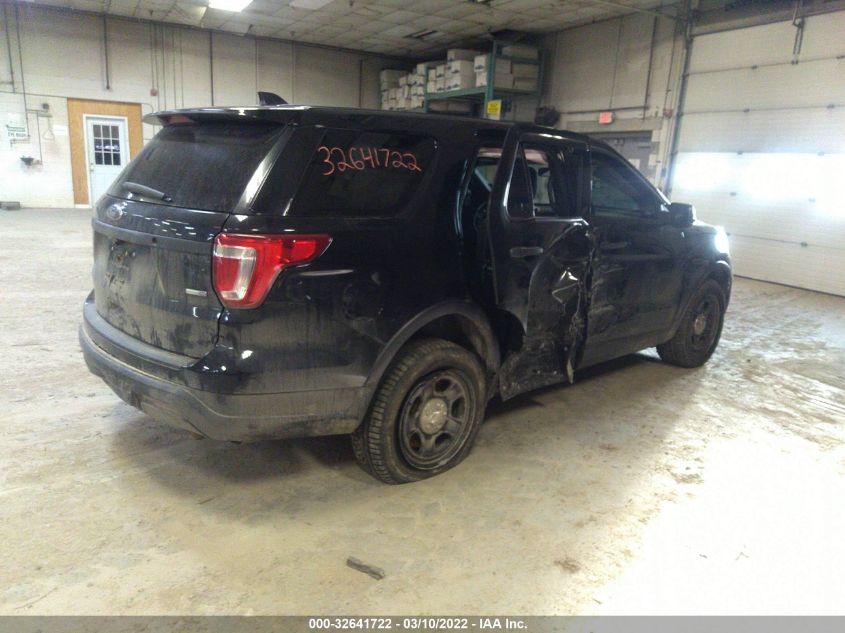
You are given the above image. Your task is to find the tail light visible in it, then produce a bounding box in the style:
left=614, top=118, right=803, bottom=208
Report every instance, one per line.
left=212, top=233, right=331, bottom=309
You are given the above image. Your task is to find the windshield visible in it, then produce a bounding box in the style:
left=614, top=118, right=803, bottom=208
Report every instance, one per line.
left=109, top=122, right=284, bottom=213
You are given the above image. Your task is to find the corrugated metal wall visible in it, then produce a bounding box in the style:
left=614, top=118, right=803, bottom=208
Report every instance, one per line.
left=670, top=12, right=845, bottom=296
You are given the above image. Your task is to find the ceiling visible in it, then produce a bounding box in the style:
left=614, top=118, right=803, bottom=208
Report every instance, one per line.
left=21, top=0, right=675, bottom=56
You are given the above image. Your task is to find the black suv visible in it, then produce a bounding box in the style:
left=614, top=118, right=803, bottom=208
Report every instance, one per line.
left=81, top=105, right=731, bottom=483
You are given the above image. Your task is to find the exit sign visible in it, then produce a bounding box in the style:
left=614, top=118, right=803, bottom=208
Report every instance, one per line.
left=598, top=111, right=614, bottom=124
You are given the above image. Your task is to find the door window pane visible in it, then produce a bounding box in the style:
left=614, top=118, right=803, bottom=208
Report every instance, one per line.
left=591, top=152, right=656, bottom=216
left=91, top=121, right=124, bottom=167
left=507, top=143, right=582, bottom=218
left=291, top=129, right=436, bottom=218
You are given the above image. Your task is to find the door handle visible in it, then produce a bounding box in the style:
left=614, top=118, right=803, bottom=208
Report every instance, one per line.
left=510, top=246, right=544, bottom=258
left=600, top=240, right=630, bottom=252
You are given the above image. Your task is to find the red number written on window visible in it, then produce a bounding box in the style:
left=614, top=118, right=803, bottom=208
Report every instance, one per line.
left=317, top=146, right=423, bottom=176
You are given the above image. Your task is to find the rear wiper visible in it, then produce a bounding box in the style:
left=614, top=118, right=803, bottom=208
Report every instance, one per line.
left=122, top=181, right=172, bottom=202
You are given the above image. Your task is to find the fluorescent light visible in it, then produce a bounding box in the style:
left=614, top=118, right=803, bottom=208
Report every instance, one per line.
left=208, top=0, right=252, bottom=12
left=290, top=0, right=333, bottom=9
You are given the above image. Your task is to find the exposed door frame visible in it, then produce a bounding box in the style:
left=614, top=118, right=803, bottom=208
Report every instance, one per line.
left=83, top=114, right=129, bottom=207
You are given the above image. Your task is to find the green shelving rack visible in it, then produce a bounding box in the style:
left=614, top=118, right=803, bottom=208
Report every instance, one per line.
left=423, top=40, right=543, bottom=119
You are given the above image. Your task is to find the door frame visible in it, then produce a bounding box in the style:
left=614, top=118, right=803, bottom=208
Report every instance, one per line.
left=67, top=98, right=143, bottom=206
left=487, top=127, right=594, bottom=399
left=82, top=114, right=129, bottom=207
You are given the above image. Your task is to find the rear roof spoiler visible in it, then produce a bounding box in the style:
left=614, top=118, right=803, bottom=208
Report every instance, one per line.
left=143, top=105, right=307, bottom=127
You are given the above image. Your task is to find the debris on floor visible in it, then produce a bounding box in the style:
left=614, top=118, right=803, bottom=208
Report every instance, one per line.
left=346, top=557, right=386, bottom=580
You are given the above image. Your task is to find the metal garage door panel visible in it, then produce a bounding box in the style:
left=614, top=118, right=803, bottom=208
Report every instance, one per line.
left=684, top=59, right=845, bottom=112
left=689, top=21, right=796, bottom=72
left=671, top=187, right=845, bottom=251
left=689, top=13, right=845, bottom=73
left=675, top=15, right=845, bottom=296
left=727, top=235, right=845, bottom=296
left=677, top=109, right=845, bottom=153
left=795, top=12, right=845, bottom=58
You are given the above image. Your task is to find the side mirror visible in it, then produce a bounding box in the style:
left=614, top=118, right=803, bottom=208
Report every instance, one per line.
left=669, top=202, right=696, bottom=227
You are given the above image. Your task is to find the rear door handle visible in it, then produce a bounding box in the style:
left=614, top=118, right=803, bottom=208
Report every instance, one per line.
left=600, top=240, right=630, bottom=252
left=510, top=246, right=544, bottom=258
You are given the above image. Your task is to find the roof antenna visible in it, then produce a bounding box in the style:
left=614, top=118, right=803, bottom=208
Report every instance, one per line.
left=258, top=92, right=288, bottom=106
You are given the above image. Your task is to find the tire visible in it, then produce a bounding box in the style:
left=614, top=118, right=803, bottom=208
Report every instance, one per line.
left=657, top=279, right=726, bottom=368
left=351, top=338, right=487, bottom=484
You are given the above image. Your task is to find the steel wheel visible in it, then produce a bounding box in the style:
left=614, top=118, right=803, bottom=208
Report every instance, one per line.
left=351, top=338, right=487, bottom=483
left=398, top=369, right=475, bottom=470
left=688, top=294, right=719, bottom=352
left=657, top=279, right=726, bottom=368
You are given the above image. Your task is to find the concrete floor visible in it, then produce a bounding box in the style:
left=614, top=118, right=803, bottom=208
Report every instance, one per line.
left=2, top=207, right=844, bottom=615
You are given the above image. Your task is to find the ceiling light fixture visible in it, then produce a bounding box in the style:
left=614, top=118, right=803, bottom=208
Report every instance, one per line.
left=290, top=0, right=334, bottom=8
left=406, top=29, right=438, bottom=40
left=208, top=0, right=252, bottom=12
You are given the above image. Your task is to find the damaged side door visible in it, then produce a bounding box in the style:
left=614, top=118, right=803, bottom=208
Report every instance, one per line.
left=488, top=130, right=593, bottom=400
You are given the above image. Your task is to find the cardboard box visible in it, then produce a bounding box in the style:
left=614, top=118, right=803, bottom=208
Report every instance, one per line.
left=447, top=48, right=480, bottom=62
left=501, top=44, right=539, bottom=60
left=512, top=62, right=539, bottom=79
left=379, top=69, right=405, bottom=89
left=474, top=55, right=512, bottom=74
left=426, top=80, right=438, bottom=94
left=435, top=76, right=446, bottom=92
left=513, top=77, right=538, bottom=92
left=415, top=61, right=440, bottom=75
left=427, top=68, right=438, bottom=82
left=445, top=73, right=474, bottom=91
left=447, top=59, right=474, bottom=76
left=435, top=64, right=447, bottom=78
left=476, top=70, right=513, bottom=89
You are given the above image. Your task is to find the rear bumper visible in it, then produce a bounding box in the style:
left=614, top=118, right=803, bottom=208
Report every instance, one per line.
left=80, top=320, right=369, bottom=442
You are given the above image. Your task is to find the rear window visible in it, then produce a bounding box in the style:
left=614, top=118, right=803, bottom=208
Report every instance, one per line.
left=290, top=129, right=435, bottom=218
left=109, top=123, right=283, bottom=213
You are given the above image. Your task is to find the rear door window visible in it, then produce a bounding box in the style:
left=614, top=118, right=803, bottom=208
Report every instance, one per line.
left=109, top=122, right=283, bottom=213
left=507, top=143, right=582, bottom=219
left=291, top=129, right=435, bottom=218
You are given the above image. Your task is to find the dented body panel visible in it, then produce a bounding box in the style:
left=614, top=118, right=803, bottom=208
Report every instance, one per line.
left=81, top=105, right=731, bottom=440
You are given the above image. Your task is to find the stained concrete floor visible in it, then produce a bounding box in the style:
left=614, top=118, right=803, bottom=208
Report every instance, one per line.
left=1, top=208, right=844, bottom=615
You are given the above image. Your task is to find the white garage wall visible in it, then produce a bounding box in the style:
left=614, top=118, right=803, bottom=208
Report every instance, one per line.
left=671, top=11, right=845, bottom=296
left=540, top=12, right=687, bottom=186
left=0, top=4, right=399, bottom=207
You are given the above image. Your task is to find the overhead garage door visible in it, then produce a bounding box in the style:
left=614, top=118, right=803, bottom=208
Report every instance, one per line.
left=670, top=12, right=845, bottom=296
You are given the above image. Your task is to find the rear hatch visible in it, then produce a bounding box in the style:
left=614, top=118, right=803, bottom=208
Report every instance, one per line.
left=91, top=121, right=284, bottom=358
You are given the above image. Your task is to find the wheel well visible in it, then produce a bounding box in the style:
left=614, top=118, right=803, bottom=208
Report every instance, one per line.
left=409, top=314, right=499, bottom=373
left=707, top=262, right=732, bottom=305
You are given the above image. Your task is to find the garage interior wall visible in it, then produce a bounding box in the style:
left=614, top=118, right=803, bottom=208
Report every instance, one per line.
left=540, top=11, right=687, bottom=187
left=670, top=11, right=845, bottom=297
left=0, top=2, right=397, bottom=207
